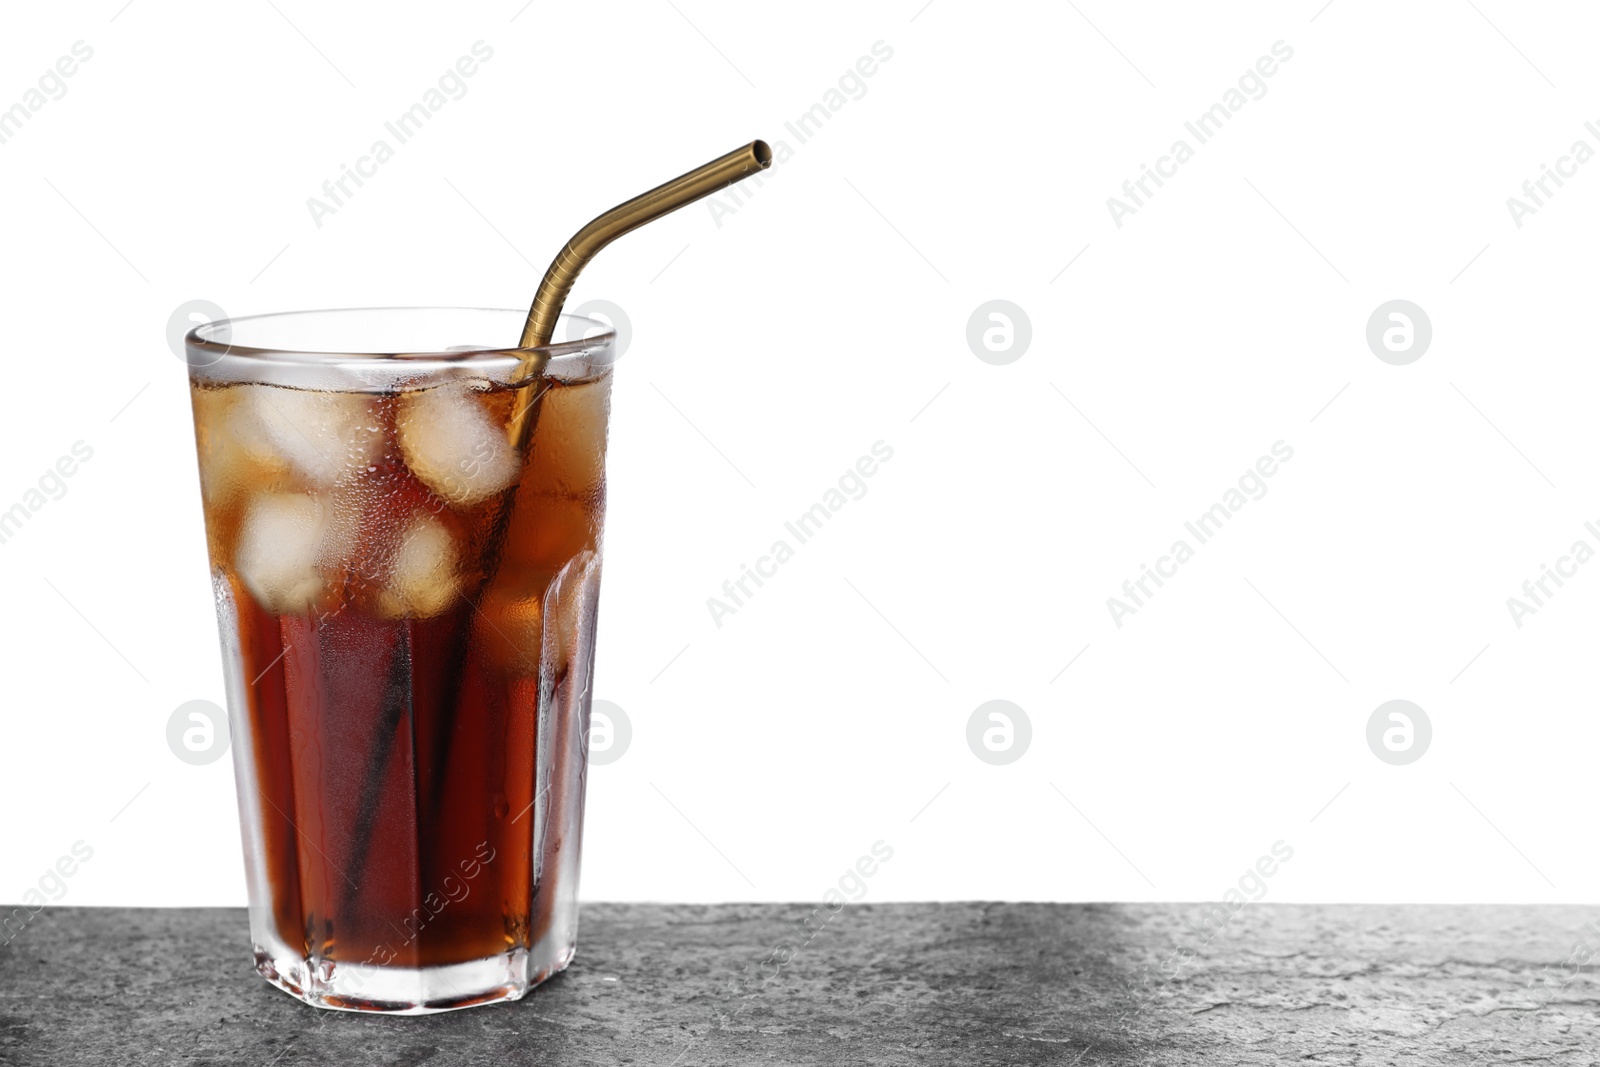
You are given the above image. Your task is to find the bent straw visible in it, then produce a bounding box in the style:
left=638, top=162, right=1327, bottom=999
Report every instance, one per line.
left=407, top=141, right=775, bottom=828
left=506, top=139, right=772, bottom=446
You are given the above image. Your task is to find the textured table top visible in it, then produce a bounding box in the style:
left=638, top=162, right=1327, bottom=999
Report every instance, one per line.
left=3, top=903, right=1597, bottom=1065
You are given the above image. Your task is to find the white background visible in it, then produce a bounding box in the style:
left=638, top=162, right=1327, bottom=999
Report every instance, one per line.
left=2, top=0, right=1597, bottom=908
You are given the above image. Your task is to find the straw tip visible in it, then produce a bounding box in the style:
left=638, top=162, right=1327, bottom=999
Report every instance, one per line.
left=752, top=140, right=773, bottom=168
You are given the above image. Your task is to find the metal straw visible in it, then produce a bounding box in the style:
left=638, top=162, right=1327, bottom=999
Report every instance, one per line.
left=401, top=141, right=775, bottom=836
left=506, top=139, right=771, bottom=446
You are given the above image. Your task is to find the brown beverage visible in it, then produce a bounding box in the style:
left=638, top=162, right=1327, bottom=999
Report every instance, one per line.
left=187, top=318, right=613, bottom=1012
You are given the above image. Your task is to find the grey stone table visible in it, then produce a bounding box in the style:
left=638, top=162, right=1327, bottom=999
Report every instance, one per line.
left=3, top=903, right=1598, bottom=1065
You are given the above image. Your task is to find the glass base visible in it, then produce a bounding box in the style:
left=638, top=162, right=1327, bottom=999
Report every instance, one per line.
left=253, top=934, right=576, bottom=1015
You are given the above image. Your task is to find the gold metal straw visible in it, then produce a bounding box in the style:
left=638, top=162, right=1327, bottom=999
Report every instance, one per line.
left=507, top=139, right=771, bottom=445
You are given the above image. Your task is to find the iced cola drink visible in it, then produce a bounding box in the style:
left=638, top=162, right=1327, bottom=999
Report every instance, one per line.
left=184, top=309, right=615, bottom=1013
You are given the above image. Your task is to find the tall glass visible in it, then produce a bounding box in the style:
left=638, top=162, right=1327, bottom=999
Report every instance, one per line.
left=184, top=308, right=616, bottom=1013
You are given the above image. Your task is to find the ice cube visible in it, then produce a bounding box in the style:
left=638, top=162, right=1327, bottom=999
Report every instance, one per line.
left=502, top=492, right=597, bottom=574
left=479, top=550, right=597, bottom=676
left=191, top=385, right=291, bottom=508
left=527, top=378, right=611, bottom=496
left=550, top=549, right=599, bottom=666
left=395, top=383, right=521, bottom=507
left=237, top=385, right=384, bottom=488
left=234, top=493, right=327, bottom=613
left=478, top=579, right=547, bottom=675
left=373, top=514, right=460, bottom=619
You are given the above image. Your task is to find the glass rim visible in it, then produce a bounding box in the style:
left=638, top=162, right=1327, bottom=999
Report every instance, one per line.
left=185, top=306, right=616, bottom=372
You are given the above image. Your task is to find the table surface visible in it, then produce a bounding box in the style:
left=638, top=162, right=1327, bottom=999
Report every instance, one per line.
left=3, top=903, right=1597, bottom=1065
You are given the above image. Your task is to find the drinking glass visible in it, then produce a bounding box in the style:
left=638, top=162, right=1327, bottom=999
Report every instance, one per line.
left=184, top=308, right=616, bottom=1013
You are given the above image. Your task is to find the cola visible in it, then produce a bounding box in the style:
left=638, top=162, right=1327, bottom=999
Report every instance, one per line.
left=186, top=312, right=614, bottom=1013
